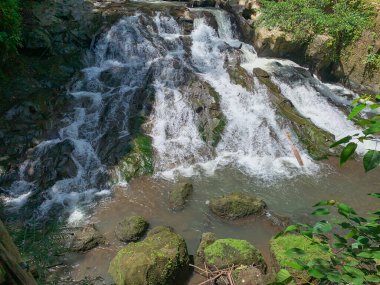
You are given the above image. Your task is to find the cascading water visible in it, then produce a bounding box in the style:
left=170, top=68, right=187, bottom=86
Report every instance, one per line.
left=2, top=8, right=368, bottom=223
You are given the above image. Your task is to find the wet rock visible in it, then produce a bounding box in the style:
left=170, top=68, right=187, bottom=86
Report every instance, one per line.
left=227, top=64, right=255, bottom=91
left=195, top=232, right=217, bottom=266
left=115, top=215, right=149, bottom=242
left=108, top=226, right=190, bottom=285
left=188, top=0, right=216, bottom=8
left=253, top=67, right=336, bottom=160
left=168, top=182, right=193, bottom=211
left=306, top=35, right=335, bottom=76
left=232, top=266, right=264, bottom=285
left=70, top=224, right=105, bottom=252
left=209, top=193, right=266, bottom=220
left=203, top=238, right=266, bottom=270
left=117, top=135, right=154, bottom=182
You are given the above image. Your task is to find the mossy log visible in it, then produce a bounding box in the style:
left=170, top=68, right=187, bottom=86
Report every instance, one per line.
left=0, top=219, right=37, bottom=285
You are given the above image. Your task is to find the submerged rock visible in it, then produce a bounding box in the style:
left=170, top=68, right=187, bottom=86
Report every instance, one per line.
left=70, top=224, right=105, bottom=252
left=168, top=182, right=193, bottom=211
left=203, top=238, right=266, bottom=270
left=108, top=226, right=190, bottom=285
left=231, top=266, right=265, bottom=285
left=209, top=192, right=266, bottom=220
left=115, top=215, right=149, bottom=242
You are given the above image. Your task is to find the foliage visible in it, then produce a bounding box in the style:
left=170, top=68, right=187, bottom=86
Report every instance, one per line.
left=0, top=0, right=22, bottom=61
left=258, top=0, right=375, bottom=57
left=331, top=94, right=380, bottom=171
left=364, top=46, right=380, bottom=70
left=271, top=195, right=380, bottom=285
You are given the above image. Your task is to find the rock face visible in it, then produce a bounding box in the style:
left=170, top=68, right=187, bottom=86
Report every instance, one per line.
left=232, top=266, right=264, bottom=285
left=168, top=183, right=193, bottom=211
left=202, top=238, right=266, bottom=270
left=253, top=67, right=336, bottom=160
left=305, top=35, right=335, bottom=76
left=115, top=216, right=149, bottom=242
left=70, top=224, right=105, bottom=252
left=108, top=226, right=190, bottom=285
left=209, top=193, right=266, bottom=220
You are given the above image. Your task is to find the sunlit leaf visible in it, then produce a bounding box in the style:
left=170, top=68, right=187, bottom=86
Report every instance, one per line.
left=313, top=221, right=332, bottom=233
left=312, top=208, right=330, bottom=216
left=340, top=143, right=357, bottom=165
left=330, top=136, right=352, bottom=148
left=308, top=268, right=325, bottom=279
left=276, top=269, right=292, bottom=283
left=348, top=103, right=366, bottom=119
left=363, top=150, right=380, bottom=172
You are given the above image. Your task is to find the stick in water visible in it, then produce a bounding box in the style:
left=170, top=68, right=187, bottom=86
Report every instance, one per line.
left=286, top=132, right=304, bottom=167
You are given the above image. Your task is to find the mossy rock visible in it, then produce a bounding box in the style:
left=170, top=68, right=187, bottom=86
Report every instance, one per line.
left=231, top=266, right=264, bottom=285
left=227, top=65, right=255, bottom=91
left=270, top=235, right=332, bottom=268
left=195, top=232, right=217, bottom=266
left=108, top=226, right=190, bottom=285
left=168, top=183, right=193, bottom=211
left=70, top=224, right=105, bottom=252
left=209, top=192, right=266, bottom=220
left=253, top=67, right=336, bottom=160
left=204, top=238, right=266, bottom=270
left=115, top=216, right=149, bottom=242
left=118, top=135, right=154, bottom=182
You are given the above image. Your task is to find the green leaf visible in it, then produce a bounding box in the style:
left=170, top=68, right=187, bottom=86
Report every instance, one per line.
left=363, top=150, right=380, bottom=172
left=356, top=251, right=373, bottom=258
left=287, top=261, right=306, bottom=271
left=330, top=136, right=352, bottom=148
left=286, top=247, right=306, bottom=256
left=370, top=103, right=380, bottom=110
left=357, top=236, right=369, bottom=244
left=338, top=203, right=357, bottom=217
left=365, top=275, right=380, bottom=282
left=340, top=143, right=357, bottom=165
left=313, top=200, right=335, bottom=206
left=343, top=266, right=365, bottom=277
left=327, top=272, right=342, bottom=282
left=308, top=268, right=325, bottom=279
left=363, top=121, right=380, bottom=135
left=275, top=269, right=292, bottom=283
left=312, top=207, right=330, bottom=216
left=368, top=193, right=380, bottom=198
left=349, top=103, right=366, bottom=119
left=313, top=221, right=332, bottom=233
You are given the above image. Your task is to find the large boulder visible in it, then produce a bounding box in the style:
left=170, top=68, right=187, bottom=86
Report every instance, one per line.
left=209, top=193, right=266, bottom=220
left=195, top=232, right=217, bottom=266
left=202, top=238, right=266, bottom=270
left=115, top=215, right=149, bottom=242
left=69, top=224, right=105, bottom=252
left=108, top=226, right=190, bottom=285
left=168, top=183, right=193, bottom=211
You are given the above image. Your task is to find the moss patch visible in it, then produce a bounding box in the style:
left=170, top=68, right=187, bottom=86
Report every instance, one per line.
left=270, top=235, right=332, bottom=267
left=204, top=238, right=266, bottom=270
left=115, top=215, right=148, bottom=242
left=108, top=227, right=189, bottom=285
left=118, top=134, right=154, bottom=182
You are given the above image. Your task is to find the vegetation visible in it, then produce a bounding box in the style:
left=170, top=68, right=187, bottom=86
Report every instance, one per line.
left=331, top=94, right=380, bottom=171
left=258, top=0, right=375, bottom=57
left=0, top=0, right=22, bottom=61
left=272, top=195, right=380, bottom=285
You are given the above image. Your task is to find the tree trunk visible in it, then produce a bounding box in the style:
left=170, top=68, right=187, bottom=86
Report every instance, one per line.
left=0, top=219, right=37, bottom=285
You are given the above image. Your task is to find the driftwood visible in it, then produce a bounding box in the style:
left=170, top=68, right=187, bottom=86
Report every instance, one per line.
left=286, top=132, right=304, bottom=167
left=0, top=219, right=37, bottom=285
left=190, top=263, right=238, bottom=285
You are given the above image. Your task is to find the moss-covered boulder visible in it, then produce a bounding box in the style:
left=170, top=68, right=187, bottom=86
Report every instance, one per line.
left=195, top=232, right=217, bottom=266
left=253, top=67, right=336, bottom=160
left=118, top=135, right=154, bottom=182
left=115, top=216, right=149, bottom=242
left=108, top=226, right=190, bottom=285
left=270, top=235, right=332, bottom=269
left=203, top=238, right=266, bottom=270
left=209, top=192, right=266, bottom=220
left=168, top=183, right=193, bottom=211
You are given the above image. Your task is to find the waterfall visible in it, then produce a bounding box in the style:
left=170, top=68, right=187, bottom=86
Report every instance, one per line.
left=2, top=9, right=367, bottom=223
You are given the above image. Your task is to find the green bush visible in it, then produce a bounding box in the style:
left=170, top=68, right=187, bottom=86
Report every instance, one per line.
left=258, top=0, right=375, bottom=57
left=0, top=0, right=22, bottom=61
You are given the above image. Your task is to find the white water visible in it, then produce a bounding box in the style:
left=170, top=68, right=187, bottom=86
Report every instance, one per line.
left=3, top=9, right=370, bottom=222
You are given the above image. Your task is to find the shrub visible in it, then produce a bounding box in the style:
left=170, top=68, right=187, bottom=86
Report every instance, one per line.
left=258, top=0, right=375, bottom=57
left=0, top=0, right=22, bottom=61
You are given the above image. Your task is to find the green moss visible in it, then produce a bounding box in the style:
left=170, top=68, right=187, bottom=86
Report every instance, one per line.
left=115, top=215, right=149, bottom=242
left=204, top=238, right=265, bottom=269
left=212, top=118, right=226, bottom=147
left=119, top=134, right=154, bottom=182
left=270, top=235, right=332, bottom=268
left=109, top=227, right=189, bottom=285
left=227, top=65, right=254, bottom=91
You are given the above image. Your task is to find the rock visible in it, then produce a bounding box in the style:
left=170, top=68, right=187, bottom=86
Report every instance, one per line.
left=70, top=224, right=105, bottom=252
left=108, top=226, right=190, bottom=285
left=209, top=193, right=266, bottom=220
left=232, top=266, right=264, bottom=285
left=188, top=0, right=216, bottom=8
left=253, top=27, right=304, bottom=59
left=270, top=234, right=332, bottom=269
left=195, top=232, right=217, bottom=266
left=306, top=35, right=335, bottom=76
left=203, top=238, right=266, bottom=270
left=115, top=215, right=149, bottom=242
left=253, top=67, right=336, bottom=160
left=117, top=135, right=154, bottom=182
left=168, top=183, right=193, bottom=211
